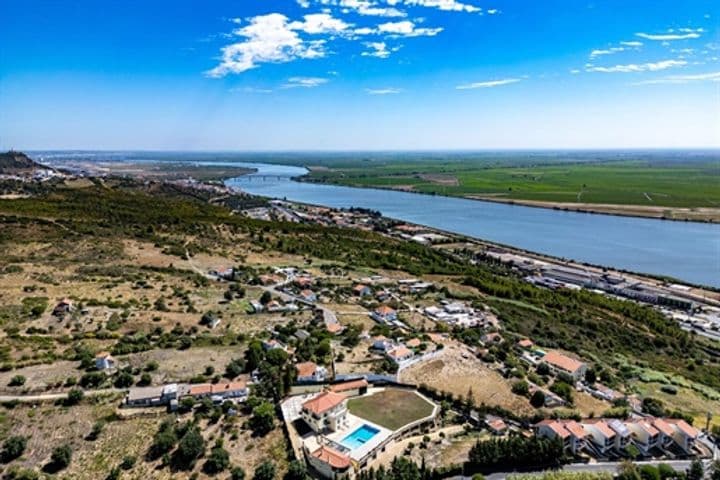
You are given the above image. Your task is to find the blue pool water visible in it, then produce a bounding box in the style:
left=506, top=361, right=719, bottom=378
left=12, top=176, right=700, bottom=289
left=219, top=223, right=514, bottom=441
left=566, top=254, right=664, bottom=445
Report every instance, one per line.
left=340, top=424, right=380, bottom=450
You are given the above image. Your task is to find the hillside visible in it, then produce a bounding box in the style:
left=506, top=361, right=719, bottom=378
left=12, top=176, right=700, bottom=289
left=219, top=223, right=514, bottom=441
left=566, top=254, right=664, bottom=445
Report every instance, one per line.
left=0, top=150, right=45, bottom=174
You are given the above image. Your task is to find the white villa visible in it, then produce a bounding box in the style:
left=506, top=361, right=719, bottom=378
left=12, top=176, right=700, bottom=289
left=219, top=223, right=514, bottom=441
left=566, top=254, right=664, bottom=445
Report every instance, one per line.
left=301, top=391, right=349, bottom=433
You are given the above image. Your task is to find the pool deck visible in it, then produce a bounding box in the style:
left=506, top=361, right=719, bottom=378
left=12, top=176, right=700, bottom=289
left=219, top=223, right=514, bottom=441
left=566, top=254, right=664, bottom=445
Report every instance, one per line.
left=325, top=413, right=393, bottom=462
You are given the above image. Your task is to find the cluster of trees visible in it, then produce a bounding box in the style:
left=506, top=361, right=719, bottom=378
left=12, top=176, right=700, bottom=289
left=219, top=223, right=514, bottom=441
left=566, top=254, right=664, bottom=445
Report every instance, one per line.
left=616, top=459, right=718, bottom=480
left=467, top=436, right=566, bottom=470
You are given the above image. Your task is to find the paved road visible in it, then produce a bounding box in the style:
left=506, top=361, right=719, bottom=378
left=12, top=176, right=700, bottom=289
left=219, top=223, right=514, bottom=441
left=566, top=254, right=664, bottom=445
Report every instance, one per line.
left=477, top=459, right=709, bottom=480
left=0, top=388, right=124, bottom=403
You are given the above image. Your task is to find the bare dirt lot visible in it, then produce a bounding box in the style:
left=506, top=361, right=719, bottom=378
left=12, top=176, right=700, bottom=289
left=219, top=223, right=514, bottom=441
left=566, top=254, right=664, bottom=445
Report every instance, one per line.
left=400, top=343, right=534, bottom=415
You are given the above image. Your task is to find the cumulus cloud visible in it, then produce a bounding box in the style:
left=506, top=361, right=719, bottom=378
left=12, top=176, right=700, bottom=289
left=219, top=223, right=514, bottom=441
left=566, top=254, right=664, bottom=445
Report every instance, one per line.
left=206, top=13, right=334, bottom=77
left=633, top=71, right=720, bottom=85
left=366, top=87, right=403, bottom=94
left=289, top=13, right=352, bottom=34
left=586, top=59, right=687, bottom=73
left=361, top=41, right=399, bottom=57
left=620, top=41, right=643, bottom=47
left=282, top=76, right=329, bottom=88
left=377, top=20, right=443, bottom=37
left=456, top=78, right=521, bottom=89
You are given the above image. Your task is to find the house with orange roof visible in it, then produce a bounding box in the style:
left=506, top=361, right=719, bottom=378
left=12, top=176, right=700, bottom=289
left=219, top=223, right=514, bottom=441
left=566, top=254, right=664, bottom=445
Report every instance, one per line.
left=211, top=381, right=248, bottom=400
left=665, top=418, right=699, bottom=453
left=626, top=418, right=660, bottom=454
left=582, top=419, right=617, bottom=455
left=517, top=339, right=534, bottom=349
left=306, top=445, right=351, bottom=480
left=651, top=418, right=676, bottom=449
left=535, top=419, right=588, bottom=454
left=189, top=383, right=213, bottom=399
left=371, top=305, right=397, bottom=324
left=329, top=379, right=368, bottom=397
left=296, top=361, right=327, bottom=383
left=405, top=338, right=422, bottom=349
left=300, top=289, right=317, bottom=303
left=352, top=284, right=372, bottom=297
left=542, top=350, right=588, bottom=381
left=301, top=391, right=348, bottom=433
left=326, top=322, right=344, bottom=335
left=386, top=345, right=414, bottom=364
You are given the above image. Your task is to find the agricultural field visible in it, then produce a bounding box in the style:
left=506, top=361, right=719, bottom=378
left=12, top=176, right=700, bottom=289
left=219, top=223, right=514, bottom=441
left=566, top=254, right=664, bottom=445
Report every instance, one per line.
left=302, top=155, right=720, bottom=221
left=347, top=388, right=435, bottom=430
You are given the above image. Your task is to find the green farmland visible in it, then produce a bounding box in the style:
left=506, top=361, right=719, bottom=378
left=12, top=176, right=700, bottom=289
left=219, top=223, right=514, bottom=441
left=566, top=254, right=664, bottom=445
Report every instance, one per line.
left=304, top=159, right=720, bottom=210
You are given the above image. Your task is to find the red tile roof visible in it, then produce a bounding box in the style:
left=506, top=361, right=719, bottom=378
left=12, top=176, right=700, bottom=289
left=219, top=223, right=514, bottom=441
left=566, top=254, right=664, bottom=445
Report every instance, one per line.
left=666, top=419, right=699, bottom=438
left=388, top=346, right=412, bottom=359
left=302, top=391, right=347, bottom=415
left=544, top=350, right=585, bottom=374
left=212, top=382, right=246, bottom=393
left=312, top=445, right=351, bottom=469
left=375, top=305, right=396, bottom=315
left=190, top=384, right=212, bottom=395
left=296, top=361, right=318, bottom=378
left=329, top=379, right=368, bottom=393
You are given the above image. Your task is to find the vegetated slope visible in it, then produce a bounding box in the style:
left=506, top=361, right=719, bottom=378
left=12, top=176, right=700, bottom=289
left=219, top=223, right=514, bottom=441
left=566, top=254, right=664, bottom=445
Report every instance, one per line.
left=0, top=178, right=718, bottom=391
left=0, top=150, right=44, bottom=173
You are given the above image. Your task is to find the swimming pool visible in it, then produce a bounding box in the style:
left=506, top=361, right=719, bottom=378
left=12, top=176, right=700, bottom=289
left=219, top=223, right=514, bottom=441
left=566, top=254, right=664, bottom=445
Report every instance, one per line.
left=340, top=424, right=380, bottom=450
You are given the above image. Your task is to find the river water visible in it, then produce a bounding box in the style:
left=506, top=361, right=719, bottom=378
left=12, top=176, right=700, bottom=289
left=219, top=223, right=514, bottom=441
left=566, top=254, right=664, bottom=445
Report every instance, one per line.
left=223, top=163, right=720, bottom=288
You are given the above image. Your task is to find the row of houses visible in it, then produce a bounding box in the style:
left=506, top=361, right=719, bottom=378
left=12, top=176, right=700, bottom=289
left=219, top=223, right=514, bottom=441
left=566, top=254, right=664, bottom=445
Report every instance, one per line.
left=124, top=380, right=248, bottom=408
left=535, top=417, right=700, bottom=458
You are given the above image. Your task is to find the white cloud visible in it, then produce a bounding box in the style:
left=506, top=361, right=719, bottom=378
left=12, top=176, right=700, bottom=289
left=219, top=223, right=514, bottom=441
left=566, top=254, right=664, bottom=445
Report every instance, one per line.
left=361, top=41, right=400, bottom=57
left=207, top=13, right=353, bottom=77
left=586, top=59, right=687, bottom=73
left=456, top=78, right=521, bottom=89
left=590, top=47, right=625, bottom=58
left=366, top=87, right=403, bottom=94
left=633, top=71, right=720, bottom=85
left=636, top=30, right=702, bottom=41
left=282, top=76, right=329, bottom=88
left=487, top=9, right=498, bottom=14
left=302, top=0, right=406, bottom=17
left=388, top=0, right=481, bottom=13
left=377, top=20, right=443, bottom=37
left=620, top=41, right=643, bottom=47
left=289, top=13, right=351, bottom=34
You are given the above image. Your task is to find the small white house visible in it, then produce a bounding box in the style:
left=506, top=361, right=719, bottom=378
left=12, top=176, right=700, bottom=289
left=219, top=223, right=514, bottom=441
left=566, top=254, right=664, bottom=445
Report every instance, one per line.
left=296, top=361, right=327, bottom=383
left=95, top=351, right=115, bottom=370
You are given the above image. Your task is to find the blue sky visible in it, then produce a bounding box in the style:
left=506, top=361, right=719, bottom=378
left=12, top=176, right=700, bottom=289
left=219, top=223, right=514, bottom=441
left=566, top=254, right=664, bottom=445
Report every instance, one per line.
left=1, top=0, right=718, bottom=150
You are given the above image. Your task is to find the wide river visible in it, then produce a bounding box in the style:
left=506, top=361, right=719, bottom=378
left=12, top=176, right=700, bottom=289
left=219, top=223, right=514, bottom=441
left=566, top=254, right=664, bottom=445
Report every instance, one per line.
left=223, top=162, right=719, bottom=287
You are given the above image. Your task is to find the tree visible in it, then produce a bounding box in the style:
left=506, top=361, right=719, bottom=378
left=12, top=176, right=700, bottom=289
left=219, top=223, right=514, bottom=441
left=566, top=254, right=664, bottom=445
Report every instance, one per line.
left=511, top=380, right=529, bottom=396
left=687, top=459, right=704, bottom=480
left=709, top=461, right=720, bottom=480
left=172, top=425, right=206, bottom=470
left=639, top=465, right=660, bottom=480
left=657, top=464, right=677, bottom=480
left=114, top=371, right=134, bottom=388
left=530, top=390, right=546, bottom=408
left=65, top=388, right=84, bottom=406
left=148, top=420, right=177, bottom=460
left=120, top=455, right=136, bottom=470
left=617, top=461, right=641, bottom=480
left=253, top=460, right=276, bottom=480
left=8, top=375, right=26, bottom=387
left=203, top=445, right=230, bottom=475
left=225, top=358, right=245, bottom=379
left=259, top=291, right=273, bottom=305
left=284, top=460, right=309, bottom=480
left=250, top=401, right=275, bottom=436
left=231, top=466, right=247, bottom=480
left=585, top=368, right=597, bottom=384
left=1, top=436, right=27, bottom=463
left=49, top=444, right=72, bottom=471
left=138, top=372, right=152, bottom=386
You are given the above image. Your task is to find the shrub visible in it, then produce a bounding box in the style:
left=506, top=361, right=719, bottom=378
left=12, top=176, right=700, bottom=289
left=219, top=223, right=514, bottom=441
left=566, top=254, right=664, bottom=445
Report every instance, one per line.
left=1, top=436, right=27, bottom=463
left=49, top=444, right=72, bottom=471
left=65, top=388, right=84, bottom=406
